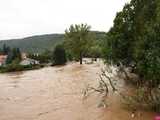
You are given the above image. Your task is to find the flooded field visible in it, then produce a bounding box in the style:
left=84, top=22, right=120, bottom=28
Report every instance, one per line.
left=0, top=61, right=156, bottom=120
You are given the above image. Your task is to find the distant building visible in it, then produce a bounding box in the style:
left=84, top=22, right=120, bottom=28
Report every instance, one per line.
left=0, top=55, right=7, bottom=66
left=20, top=58, right=39, bottom=66
left=33, top=53, right=39, bottom=56
left=21, top=53, right=27, bottom=60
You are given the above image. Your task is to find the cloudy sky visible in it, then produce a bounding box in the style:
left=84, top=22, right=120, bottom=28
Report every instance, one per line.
left=0, top=0, right=130, bottom=40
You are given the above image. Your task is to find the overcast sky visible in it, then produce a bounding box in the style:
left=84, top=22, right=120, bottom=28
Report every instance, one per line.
left=0, top=0, right=130, bottom=40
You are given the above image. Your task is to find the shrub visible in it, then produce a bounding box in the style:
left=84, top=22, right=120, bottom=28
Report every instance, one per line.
left=52, top=44, right=67, bottom=65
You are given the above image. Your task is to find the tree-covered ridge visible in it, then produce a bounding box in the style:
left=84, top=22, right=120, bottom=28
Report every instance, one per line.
left=0, top=34, right=64, bottom=53
left=0, top=32, right=106, bottom=54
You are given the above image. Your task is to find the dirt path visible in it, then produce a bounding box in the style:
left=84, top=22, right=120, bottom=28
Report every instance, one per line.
left=0, top=61, right=156, bottom=120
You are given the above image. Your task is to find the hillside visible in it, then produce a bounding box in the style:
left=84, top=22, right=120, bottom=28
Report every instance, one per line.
left=0, top=34, right=64, bottom=53
left=0, top=32, right=106, bottom=53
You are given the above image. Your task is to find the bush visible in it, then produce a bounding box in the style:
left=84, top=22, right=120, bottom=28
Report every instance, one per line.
left=0, top=63, right=44, bottom=73
left=52, top=44, right=67, bottom=65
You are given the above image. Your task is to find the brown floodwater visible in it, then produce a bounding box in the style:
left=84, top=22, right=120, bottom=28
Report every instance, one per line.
left=0, top=61, right=156, bottom=120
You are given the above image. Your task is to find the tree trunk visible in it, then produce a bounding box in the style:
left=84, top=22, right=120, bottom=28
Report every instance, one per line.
left=80, top=52, right=83, bottom=64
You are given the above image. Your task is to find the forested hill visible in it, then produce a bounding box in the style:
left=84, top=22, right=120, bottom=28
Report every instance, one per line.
left=0, top=31, right=106, bottom=53
left=0, top=34, right=64, bottom=53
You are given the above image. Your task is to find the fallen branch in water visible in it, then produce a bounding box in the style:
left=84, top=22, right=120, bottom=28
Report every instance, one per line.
left=82, top=67, right=118, bottom=108
left=82, top=75, right=109, bottom=100
left=101, top=69, right=117, bottom=92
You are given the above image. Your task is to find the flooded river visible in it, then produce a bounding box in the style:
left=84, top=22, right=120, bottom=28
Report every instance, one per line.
left=0, top=61, right=156, bottom=120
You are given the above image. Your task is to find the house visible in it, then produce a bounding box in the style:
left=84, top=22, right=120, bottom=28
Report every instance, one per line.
left=0, top=55, right=7, bottom=66
left=21, top=53, right=27, bottom=60
left=20, top=58, right=39, bottom=66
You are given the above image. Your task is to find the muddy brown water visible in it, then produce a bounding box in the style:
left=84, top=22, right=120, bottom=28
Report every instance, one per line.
left=0, top=62, right=156, bottom=120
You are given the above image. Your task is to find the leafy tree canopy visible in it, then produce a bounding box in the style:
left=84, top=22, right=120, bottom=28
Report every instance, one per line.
left=64, top=24, right=94, bottom=64
left=104, top=0, right=160, bottom=87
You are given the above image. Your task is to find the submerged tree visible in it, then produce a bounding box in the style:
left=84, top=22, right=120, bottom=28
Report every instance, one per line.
left=64, top=24, right=93, bottom=64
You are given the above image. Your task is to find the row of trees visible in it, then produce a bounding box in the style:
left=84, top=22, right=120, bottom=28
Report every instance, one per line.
left=1, top=24, right=103, bottom=66
left=27, top=24, right=102, bottom=65
left=0, top=44, right=11, bottom=55
left=104, top=0, right=160, bottom=87
left=28, top=44, right=67, bottom=65
left=103, top=0, right=160, bottom=111
left=0, top=44, right=21, bottom=65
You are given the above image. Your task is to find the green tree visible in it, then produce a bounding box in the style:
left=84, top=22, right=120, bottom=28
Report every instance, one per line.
left=104, top=0, right=160, bottom=87
left=64, top=24, right=93, bottom=64
left=6, top=48, right=21, bottom=64
left=52, top=44, right=67, bottom=65
left=87, top=45, right=102, bottom=58
left=2, top=44, right=11, bottom=55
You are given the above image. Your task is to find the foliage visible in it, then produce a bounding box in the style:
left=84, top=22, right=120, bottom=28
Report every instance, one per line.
left=102, top=0, right=160, bottom=112
left=0, top=34, right=64, bottom=53
left=28, top=50, right=52, bottom=63
left=86, top=44, right=102, bottom=58
left=122, top=87, right=160, bottom=112
left=52, top=44, right=67, bottom=65
left=104, top=0, right=160, bottom=88
left=64, top=24, right=94, bottom=64
left=0, top=32, right=106, bottom=54
left=65, top=51, right=74, bottom=61
left=6, top=47, right=21, bottom=64
left=2, top=44, right=11, bottom=54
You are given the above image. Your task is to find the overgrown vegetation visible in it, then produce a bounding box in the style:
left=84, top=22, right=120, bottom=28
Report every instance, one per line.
left=0, top=44, right=21, bottom=64
left=103, top=0, right=160, bottom=112
left=0, top=44, right=44, bottom=73
left=122, top=87, right=160, bottom=112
